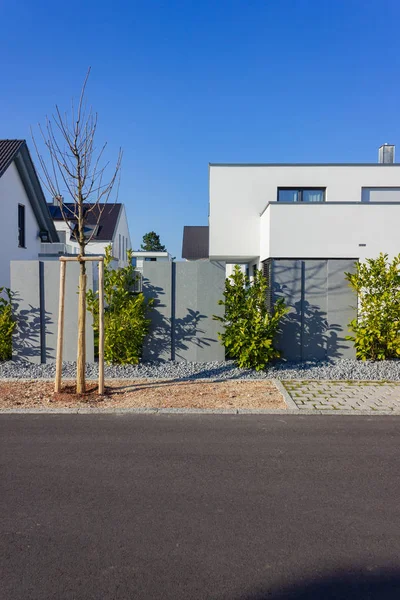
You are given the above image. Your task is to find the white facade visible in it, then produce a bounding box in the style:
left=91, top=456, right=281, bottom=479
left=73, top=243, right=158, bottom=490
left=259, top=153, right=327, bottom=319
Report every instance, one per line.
left=52, top=204, right=132, bottom=266
left=0, top=162, right=42, bottom=287
left=131, top=251, right=172, bottom=272
left=209, top=163, right=400, bottom=265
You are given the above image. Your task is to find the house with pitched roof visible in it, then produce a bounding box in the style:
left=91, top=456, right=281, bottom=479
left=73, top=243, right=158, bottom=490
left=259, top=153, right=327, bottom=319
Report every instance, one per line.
left=0, top=140, right=59, bottom=287
left=47, top=202, right=132, bottom=266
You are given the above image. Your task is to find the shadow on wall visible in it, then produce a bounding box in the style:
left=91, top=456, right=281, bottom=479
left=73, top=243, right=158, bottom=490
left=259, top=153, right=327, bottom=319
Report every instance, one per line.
left=238, top=569, right=400, bottom=599
left=11, top=292, right=54, bottom=363
left=142, top=279, right=216, bottom=361
left=175, top=308, right=216, bottom=361
left=272, top=261, right=350, bottom=362
left=278, top=296, right=344, bottom=361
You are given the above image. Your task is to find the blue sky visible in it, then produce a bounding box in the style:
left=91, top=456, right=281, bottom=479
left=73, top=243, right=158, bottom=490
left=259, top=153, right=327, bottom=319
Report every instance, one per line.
left=1, top=0, right=400, bottom=258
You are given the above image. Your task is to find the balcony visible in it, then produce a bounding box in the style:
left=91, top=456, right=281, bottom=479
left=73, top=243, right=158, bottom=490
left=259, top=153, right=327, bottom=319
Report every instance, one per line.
left=260, top=201, right=400, bottom=261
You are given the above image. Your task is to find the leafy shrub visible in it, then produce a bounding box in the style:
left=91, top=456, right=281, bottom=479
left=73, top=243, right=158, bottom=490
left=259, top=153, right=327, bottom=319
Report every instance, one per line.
left=87, top=246, right=153, bottom=365
left=214, top=266, right=287, bottom=370
left=0, top=287, right=15, bottom=361
left=345, top=253, right=400, bottom=360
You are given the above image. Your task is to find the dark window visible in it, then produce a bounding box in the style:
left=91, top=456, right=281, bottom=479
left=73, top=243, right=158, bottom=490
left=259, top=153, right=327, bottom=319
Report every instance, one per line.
left=18, top=204, right=25, bottom=248
left=145, top=257, right=157, bottom=262
left=131, top=257, right=137, bottom=267
left=278, top=188, right=325, bottom=203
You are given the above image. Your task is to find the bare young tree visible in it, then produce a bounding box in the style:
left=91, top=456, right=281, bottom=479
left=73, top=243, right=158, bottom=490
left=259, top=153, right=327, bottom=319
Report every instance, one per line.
left=32, top=68, right=122, bottom=393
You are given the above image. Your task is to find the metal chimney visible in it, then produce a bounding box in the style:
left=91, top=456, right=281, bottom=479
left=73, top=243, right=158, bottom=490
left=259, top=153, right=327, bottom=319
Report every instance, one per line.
left=378, top=144, right=395, bottom=164
left=53, top=194, right=64, bottom=206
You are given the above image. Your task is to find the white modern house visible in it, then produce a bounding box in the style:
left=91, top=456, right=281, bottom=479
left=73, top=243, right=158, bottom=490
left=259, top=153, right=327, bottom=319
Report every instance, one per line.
left=47, top=202, right=132, bottom=266
left=185, top=144, right=400, bottom=361
left=209, top=144, right=400, bottom=270
left=0, top=140, right=59, bottom=287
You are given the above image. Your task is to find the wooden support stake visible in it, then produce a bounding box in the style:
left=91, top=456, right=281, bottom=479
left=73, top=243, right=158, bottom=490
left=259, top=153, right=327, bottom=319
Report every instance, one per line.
left=76, top=270, right=86, bottom=394
left=55, top=260, right=66, bottom=393
left=98, top=259, right=105, bottom=395
left=60, top=256, right=104, bottom=262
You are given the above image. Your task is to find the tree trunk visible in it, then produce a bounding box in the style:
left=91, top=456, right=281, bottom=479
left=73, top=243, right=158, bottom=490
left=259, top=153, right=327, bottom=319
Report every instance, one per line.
left=76, top=261, right=86, bottom=394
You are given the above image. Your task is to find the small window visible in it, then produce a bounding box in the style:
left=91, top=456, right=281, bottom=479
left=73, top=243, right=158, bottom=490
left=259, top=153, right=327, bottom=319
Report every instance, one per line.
left=278, top=188, right=325, bottom=203
left=145, top=257, right=157, bottom=262
left=131, top=257, right=137, bottom=267
left=118, top=234, right=121, bottom=259
left=18, top=204, right=25, bottom=248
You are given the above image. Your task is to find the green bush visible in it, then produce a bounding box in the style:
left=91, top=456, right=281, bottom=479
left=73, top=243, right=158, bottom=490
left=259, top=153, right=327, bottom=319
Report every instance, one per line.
left=345, top=253, right=400, bottom=360
left=214, top=266, right=287, bottom=370
left=0, top=287, right=15, bottom=361
left=87, top=246, right=153, bottom=365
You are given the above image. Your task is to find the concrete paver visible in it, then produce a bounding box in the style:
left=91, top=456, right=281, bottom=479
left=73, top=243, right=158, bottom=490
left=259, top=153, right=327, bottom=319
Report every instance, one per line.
left=283, top=380, right=400, bottom=411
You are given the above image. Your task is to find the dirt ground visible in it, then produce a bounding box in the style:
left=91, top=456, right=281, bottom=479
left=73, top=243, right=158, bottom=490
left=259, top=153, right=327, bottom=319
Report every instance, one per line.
left=0, top=379, right=286, bottom=410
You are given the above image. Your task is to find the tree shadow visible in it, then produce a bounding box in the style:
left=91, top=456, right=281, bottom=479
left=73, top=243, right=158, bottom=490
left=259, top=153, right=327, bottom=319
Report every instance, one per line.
left=141, top=279, right=170, bottom=361
left=238, top=569, right=400, bottom=599
left=272, top=260, right=352, bottom=362
left=11, top=291, right=54, bottom=363
left=142, top=278, right=218, bottom=362
left=174, top=308, right=215, bottom=361
left=276, top=297, right=345, bottom=362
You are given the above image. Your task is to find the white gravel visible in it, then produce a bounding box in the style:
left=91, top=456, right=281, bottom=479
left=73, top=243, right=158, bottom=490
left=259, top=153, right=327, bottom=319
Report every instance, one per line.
left=1, top=359, right=400, bottom=380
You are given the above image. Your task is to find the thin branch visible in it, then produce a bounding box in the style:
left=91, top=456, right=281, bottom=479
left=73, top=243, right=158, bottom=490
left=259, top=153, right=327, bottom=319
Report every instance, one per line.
left=31, top=67, right=122, bottom=257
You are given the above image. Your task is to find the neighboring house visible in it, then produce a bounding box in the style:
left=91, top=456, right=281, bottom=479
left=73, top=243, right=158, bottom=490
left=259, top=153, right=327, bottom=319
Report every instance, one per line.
left=131, top=250, right=172, bottom=273
left=48, top=202, right=132, bottom=266
left=0, top=139, right=59, bottom=287
left=187, top=144, right=400, bottom=361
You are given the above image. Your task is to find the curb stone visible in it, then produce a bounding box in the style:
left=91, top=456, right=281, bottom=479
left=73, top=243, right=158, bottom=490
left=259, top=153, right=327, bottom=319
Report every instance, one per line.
left=273, top=379, right=299, bottom=410
left=1, top=408, right=400, bottom=415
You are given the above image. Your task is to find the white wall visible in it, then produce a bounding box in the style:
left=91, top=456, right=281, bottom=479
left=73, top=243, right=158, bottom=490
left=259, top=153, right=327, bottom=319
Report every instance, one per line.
left=0, top=162, right=42, bottom=287
left=262, top=203, right=400, bottom=261
left=113, top=205, right=132, bottom=266
left=209, top=164, right=400, bottom=260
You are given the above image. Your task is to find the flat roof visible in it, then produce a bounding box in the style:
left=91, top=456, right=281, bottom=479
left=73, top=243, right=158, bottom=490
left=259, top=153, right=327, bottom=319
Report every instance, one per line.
left=209, top=163, right=400, bottom=167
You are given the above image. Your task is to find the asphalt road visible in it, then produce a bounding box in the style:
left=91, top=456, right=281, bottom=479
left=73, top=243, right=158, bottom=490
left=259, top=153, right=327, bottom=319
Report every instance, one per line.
left=1, top=414, right=400, bottom=600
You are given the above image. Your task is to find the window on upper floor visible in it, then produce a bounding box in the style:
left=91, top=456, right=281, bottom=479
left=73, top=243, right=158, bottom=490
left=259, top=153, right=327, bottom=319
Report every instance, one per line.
left=278, top=188, right=325, bottom=203
left=18, top=204, right=25, bottom=248
left=362, top=188, right=400, bottom=202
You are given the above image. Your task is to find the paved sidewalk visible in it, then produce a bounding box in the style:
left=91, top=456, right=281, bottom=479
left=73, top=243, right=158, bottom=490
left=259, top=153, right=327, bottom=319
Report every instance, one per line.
left=283, top=380, right=400, bottom=411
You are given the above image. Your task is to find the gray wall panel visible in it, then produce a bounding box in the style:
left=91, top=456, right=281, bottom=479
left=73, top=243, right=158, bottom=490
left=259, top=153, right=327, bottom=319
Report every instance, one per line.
left=11, top=259, right=94, bottom=363
left=303, top=260, right=328, bottom=361
left=327, top=259, right=357, bottom=359
left=272, top=260, right=303, bottom=361
left=175, top=261, right=225, bottom=362
left=272, top=258, right=357, bottom=361
left=42, top=261, right=94, bottom=363
left=11, top=261, right=42, bottom=363
left=142, top=262, right=172, bottom=361
left=196, top=261, right=225, bottom=362
left=142, top=261, right=225, bottom=362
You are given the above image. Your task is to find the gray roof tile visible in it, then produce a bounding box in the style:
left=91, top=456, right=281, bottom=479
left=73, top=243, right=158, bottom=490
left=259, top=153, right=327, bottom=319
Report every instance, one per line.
left=0, top=139, right=25, bottom=177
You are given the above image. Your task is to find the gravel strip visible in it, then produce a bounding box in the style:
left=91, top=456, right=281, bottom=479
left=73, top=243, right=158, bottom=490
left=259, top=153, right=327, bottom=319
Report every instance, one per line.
left=2, top=359, right=400, bottom=381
